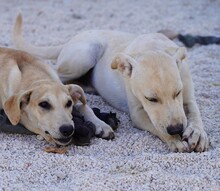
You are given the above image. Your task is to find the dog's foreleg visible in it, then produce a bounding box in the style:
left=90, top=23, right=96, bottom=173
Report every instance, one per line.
left=183, top=100, right=209, bottom=152
left=181, top=64, right=209, bottom=152
left=74, top=103, right=115, bottom=140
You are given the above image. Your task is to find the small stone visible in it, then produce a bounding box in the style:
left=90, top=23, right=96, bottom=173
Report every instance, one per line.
left=56, top=171, right=66, bottom=180
left=36, top=135, right=44, bottom=141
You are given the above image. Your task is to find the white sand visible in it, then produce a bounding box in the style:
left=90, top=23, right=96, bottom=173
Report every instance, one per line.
left=0, top=0, right=219, bottom=190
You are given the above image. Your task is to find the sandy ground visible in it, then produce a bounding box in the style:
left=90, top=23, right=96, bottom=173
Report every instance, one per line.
left=0, top=0, right=220, bottom=190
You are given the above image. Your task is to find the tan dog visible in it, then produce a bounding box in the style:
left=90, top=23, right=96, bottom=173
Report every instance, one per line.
left=0, top=47, right=114, bottom=145
left=13, top=14, right=209, bottom=152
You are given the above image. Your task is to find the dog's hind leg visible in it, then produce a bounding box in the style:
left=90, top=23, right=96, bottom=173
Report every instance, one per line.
left=55, top=42, right=105, bottom=82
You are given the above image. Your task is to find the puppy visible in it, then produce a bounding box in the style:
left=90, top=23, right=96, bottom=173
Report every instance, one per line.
left=0, top=47, right=114, bottom=145
left=13, top=14, right=209, bottom=152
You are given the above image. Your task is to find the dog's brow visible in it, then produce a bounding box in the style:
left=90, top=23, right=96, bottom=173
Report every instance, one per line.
left=144, top=90, right=157, bottom=98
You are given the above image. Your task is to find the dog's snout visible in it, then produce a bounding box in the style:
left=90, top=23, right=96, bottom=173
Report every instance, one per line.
left=59, top=124, right=74, bottom=137
left=167, top=124, right=183, bottom=135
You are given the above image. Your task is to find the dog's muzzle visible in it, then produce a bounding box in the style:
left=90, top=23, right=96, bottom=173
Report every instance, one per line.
left=49, top=124, right=74, bottom=146
left=167, top=124, right=183, bottom=135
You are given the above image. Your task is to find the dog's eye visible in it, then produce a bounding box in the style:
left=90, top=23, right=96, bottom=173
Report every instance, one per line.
left=66, top=100, right=72, bottom=108
left=145, top=97, right=158, bottom=103
left=39, top=101, right=51, bottom=110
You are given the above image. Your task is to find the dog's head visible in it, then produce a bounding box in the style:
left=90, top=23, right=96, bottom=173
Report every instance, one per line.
left=4, top=83, right=86, bottom=145
left=111, top=47, right=187, bottom=136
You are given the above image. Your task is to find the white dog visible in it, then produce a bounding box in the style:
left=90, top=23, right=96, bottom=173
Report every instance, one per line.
left=13, top=14, right=209, bottom=152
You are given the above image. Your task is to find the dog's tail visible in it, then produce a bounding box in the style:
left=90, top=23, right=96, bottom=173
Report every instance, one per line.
left=13, top=13, right=63, bottom=60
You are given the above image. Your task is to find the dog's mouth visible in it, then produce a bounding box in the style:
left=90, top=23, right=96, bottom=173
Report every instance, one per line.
left=54, top=137, right=72, bottom=146
left=45, top=131, right=72, bottom=146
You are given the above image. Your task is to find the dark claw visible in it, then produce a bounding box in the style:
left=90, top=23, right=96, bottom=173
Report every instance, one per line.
left=103, top=132, right=115, bottom=140
left=190, top=142, right=196, bottom=149
left=96, top=130, right=104, bottom=138
left=195, top=147, right=203, bottom=153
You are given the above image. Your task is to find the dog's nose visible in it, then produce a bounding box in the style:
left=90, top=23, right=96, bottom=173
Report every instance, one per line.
left=59, top=124, right=74, bottom=137
left=167, top=124, right=183, bottom=135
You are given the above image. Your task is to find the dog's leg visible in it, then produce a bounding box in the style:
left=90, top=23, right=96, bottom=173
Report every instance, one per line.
left=181, top=64, right=209, bottom=152
left=55, top=42, right=105, bottom=82
left=74, top=103, right=115, bottom=140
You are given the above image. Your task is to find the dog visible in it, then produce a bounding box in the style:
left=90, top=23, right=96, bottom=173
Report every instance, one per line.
left=0, top=47, right=114, bottom=146
left=13, top=13, right=209, bottom=152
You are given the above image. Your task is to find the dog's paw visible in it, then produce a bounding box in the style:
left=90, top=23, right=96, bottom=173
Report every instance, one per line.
left=167, top=139, right=189, bottom=152
left=182, top=125, right=209, bottom=152
left=95, top=121, right=115, bottom=140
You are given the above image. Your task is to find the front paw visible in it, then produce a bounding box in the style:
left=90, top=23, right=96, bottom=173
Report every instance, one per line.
left=167, top=138, right=190, bottom=152
left=182, top=125, right=209, bottom=152
left=95, top=121, right=115, bottom=140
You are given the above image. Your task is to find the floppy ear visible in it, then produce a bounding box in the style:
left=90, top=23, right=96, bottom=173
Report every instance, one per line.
left=3, top=91, right=32, bottom=125
left=165, top=47, right=186, bottom=67
left=66, top=84, right=87, bottom=105
left=111, top=53, right=137, bottom=78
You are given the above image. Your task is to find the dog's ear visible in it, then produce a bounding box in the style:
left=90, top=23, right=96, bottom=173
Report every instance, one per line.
left=111, top=53, right=137, bottom=78
left=166, top=47, right=186, bottom=67
left=66, top=84, right=87, bottom=105
left=4, top=91, right=32, bottom=125
left=175, top=47, right=187, bottom=66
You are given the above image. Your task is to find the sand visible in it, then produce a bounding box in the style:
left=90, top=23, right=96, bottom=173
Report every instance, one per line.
left=0, top=0, right=219, bottom=190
